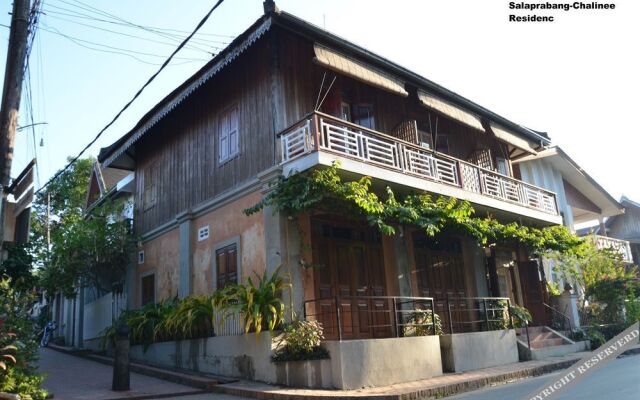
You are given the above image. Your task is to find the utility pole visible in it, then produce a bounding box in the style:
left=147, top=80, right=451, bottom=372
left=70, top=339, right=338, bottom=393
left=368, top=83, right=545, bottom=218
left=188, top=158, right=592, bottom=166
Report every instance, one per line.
left=0, top=0, right=31, bottom=252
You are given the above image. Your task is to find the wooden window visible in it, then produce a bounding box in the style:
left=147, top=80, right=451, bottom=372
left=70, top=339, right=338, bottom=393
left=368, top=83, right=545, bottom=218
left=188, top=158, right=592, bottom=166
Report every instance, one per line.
left=143, top=163, right=157, bottom=209
left=140, top=273, right=155, bottom=306
left=218, top=105, right=239, bottom=164
left=352, top=104, right=375, bottom=130
left=215, top=243, right=238, bottom=290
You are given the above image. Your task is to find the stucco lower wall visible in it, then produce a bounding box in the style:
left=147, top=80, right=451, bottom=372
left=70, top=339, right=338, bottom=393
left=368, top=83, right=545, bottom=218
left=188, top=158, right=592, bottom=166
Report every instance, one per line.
left=324, top=336, right=443, bottom=389
left=129, top=333, right=276, bottom=382
left=138, top=228, right=180, bottom=305
left=191, top=190, right=265, bottom=294
left=440, top=329, right=518, bottom=372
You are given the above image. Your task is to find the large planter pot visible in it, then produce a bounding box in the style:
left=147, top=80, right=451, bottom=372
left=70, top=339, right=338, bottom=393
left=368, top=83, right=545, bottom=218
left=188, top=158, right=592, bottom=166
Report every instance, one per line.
left=273, top=359, right=333, bottom=389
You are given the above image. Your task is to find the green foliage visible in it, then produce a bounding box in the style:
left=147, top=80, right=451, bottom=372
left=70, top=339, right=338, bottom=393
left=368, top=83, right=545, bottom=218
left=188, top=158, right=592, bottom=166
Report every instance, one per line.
left=272, top=320, right=329, bottom=362
left=402, top=310, right=443, bottom=336
left=0, top=278, right=48, bottom=400
left=550, top=242, right=638, bottom=325
left=0, top=244, right=38, bottom=293
left=125, top=299, right=178, bottom=351
left=162, top=295, right=215, bottom=339
left=587, top=330, right=606, bottom=350
left=509, top=305, right=533, bottom=328
left=245, top=162, right=585, bottom=258
left=214, top=267, right=291, bottom=335
left=546, top=280, right=561, bottom=297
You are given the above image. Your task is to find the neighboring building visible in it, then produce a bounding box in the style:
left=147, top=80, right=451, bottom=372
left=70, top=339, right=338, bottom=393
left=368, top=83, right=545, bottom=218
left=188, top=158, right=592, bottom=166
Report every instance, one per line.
left=578, top=196, right=640, bottom=266
left=514, top=147, right=626, bottom=289
left=51, top=161, right=134, bottom=348
left=93, top=2, right=593, bottom=388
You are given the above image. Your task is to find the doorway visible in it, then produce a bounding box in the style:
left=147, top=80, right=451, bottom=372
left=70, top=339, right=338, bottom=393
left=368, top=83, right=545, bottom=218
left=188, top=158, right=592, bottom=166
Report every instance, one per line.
left=311, top=219, right=390, bottom=339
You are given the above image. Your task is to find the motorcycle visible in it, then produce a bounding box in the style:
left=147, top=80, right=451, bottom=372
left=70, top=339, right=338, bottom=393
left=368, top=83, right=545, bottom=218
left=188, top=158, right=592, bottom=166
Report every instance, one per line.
left=40, top=321, right=57, bottom=347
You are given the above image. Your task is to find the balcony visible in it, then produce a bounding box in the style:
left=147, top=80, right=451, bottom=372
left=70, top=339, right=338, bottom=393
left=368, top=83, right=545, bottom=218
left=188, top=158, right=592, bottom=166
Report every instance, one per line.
left=279, top=112, right=560, bottom=223
left=591, top=235, right=634, bottom=263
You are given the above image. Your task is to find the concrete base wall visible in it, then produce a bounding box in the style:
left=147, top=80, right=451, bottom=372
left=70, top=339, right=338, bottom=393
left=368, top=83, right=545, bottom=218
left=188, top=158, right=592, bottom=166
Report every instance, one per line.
left=440, top=330, right=519, bottom=373
left=273, top=359, right=333, bottom=389
left=324, top=336, right=443, bottom=389
left=129, top=333, right=277, bottom=382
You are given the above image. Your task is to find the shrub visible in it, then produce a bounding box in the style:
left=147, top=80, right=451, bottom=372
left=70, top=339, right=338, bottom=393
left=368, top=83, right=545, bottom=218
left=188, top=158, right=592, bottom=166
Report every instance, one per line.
left=403, top=310, right=443, bottom=336
left=163, top=295, right=215, bottom=340
left=215, top=267, right=291, bottom=335
left=588, top=330, right=606, bottom=350
left=509, top=305, right=533, bottom=328
left=272, top=320, right=329, bottom=362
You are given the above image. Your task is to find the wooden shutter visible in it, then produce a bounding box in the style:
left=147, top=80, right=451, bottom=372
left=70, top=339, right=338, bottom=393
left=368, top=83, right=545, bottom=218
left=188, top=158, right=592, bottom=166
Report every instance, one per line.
left=216, top=244, right=238, bottom=289
left=219, top=106, right=239, bottom=163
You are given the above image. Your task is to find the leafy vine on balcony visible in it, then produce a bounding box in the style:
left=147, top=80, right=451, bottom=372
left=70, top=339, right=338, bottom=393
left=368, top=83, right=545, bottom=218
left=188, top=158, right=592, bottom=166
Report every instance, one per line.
left=244, top=162, right=585, bottom=256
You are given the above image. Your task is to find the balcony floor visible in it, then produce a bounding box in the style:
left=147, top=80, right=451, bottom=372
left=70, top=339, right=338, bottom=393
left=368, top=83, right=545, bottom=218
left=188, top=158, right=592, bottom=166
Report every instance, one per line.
left=284, top=151, right=563, bottom=225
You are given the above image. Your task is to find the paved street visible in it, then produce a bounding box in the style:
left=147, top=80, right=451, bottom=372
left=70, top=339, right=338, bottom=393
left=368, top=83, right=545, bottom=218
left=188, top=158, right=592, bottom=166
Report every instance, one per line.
left=37, top=348, right=249, bottom=400
left=448, top=354, right=640, bottom=400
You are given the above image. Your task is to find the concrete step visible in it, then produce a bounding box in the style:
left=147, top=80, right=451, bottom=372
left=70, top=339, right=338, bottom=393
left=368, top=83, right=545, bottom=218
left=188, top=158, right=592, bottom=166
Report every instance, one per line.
left=530, top=338, right=566, bottom=349
left=516, top=326, right=545, bottom=336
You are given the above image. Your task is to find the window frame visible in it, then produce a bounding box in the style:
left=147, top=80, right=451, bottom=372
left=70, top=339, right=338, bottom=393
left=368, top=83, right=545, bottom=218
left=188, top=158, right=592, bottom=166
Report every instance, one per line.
left=217, top=104, right=240, bottom=165
left=142, top=162, right=158, bottom=210
left=212, top=236, right=241, bottom=291
left=140, top=270, right=156, bottom=306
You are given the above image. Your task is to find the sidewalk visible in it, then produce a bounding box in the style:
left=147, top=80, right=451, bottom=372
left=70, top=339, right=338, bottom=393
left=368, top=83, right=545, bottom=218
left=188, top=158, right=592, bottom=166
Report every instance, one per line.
left=217, top=352, right=591, bottom=400
left=38, top=347, right=215, bottom=400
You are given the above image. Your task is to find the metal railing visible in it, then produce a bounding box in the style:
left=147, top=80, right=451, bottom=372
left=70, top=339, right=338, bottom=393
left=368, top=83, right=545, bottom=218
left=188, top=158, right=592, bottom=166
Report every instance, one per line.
left=444, top=297, right=514, bottom=334
left=279, top=112, right=558, bottom=216
left=303, top=295, right=437, bottom=341
left=543, top=302, right=573, bottom=333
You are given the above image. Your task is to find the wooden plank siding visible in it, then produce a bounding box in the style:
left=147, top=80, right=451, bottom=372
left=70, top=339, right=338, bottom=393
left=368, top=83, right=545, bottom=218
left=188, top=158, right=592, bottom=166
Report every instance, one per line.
left=134, top=36, right=276, bottom=234
left=132, top=27, right=519, bottom=235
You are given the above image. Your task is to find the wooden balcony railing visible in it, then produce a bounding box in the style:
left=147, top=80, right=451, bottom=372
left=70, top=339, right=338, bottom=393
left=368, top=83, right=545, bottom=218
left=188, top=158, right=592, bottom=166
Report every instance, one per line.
left=279, top=112, right=559, bottom=216
left=591, top=235, right=634, bottom=263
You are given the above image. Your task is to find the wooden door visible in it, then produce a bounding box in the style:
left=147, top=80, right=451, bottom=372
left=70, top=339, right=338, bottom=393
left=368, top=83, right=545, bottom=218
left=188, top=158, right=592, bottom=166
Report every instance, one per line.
left=413, top=234, right=467, bottom=333
left=518, top=260, right=547, bottom=326
left=312, top=220, right=388, bottom=339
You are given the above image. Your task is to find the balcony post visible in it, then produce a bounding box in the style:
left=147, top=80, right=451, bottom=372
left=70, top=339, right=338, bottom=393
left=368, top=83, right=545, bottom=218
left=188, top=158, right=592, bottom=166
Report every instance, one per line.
left=447, top=297, right=454, bottom=334
left=483, top=298, right=490, bottom=331
left=335, top=295, right=342, bottom=341
left=392, top=297, right=399, bottom=337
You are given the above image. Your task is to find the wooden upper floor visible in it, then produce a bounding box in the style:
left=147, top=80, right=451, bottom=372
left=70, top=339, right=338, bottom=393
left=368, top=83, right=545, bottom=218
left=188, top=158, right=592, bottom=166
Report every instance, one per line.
left=98, top=9, right=560, bottom=235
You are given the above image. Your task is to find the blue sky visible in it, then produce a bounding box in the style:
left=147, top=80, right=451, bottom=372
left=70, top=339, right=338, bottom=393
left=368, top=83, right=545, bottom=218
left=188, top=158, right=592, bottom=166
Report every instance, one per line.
left=1, top=0, right=638, bottom=209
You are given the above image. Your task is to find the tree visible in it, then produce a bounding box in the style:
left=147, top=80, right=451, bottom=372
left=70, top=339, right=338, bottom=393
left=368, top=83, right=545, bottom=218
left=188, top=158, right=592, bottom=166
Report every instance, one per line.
left=33, top=158, right=136, bottom=298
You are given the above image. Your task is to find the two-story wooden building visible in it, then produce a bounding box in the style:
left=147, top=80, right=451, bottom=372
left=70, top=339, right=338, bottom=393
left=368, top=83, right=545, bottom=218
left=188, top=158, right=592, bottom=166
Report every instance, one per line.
left=96, top=1, right=586, bottom=388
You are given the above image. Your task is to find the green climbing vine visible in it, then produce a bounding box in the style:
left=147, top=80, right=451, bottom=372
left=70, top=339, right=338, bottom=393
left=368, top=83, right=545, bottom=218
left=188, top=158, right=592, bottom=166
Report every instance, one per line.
left=244, top=162, right=585, bottom=257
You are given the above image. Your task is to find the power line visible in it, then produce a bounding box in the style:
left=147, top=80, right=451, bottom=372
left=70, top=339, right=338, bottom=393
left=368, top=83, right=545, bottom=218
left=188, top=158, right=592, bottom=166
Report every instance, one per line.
left=40, top=7, right=225, bottom=53
left=44, top=1, right=233, bottom=50
left=42, top=13, right=225, bottom=54
left=39, top=23, right=209, bottom=64
left=36, top=0, right=226, bottom=195
left=57, top=0, right=235, bottom=39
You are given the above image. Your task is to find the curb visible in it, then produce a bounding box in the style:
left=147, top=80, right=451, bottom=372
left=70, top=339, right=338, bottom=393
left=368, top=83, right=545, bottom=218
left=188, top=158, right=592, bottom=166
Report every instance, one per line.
left=46, top=344, right=222, bottom=391
left=216, top=357, right=581, bottom=400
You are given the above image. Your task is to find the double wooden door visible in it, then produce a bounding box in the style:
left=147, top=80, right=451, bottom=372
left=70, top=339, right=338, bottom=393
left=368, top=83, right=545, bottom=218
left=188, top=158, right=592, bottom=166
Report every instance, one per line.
left=413, top=234, right=468, bottom=333
left=312, top=221, right=390, bottom=339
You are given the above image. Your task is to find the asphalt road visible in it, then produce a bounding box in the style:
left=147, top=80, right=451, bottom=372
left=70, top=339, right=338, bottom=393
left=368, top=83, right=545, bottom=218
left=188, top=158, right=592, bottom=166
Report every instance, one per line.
left=447, top=354, right=640, bottom=400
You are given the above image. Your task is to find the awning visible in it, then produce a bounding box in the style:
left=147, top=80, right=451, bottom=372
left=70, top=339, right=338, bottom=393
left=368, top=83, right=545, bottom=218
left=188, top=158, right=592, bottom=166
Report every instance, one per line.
left=417, top=90, right=485, bottom=132
left=313, top=44, right=408, bottom=97
left=490, top=122, right=538, bottom=156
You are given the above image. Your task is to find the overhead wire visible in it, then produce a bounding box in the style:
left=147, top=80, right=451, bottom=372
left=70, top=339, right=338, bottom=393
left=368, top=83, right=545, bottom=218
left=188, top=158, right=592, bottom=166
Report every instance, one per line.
left=39, top=23, right=209, bottom=62
left=41, top=13, right=225, bottom=54
left=40, top=7, right=225, bottom=53
left=44, top=1, right=232, bottom=50
left=36, top=0, right=227, bottom=195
